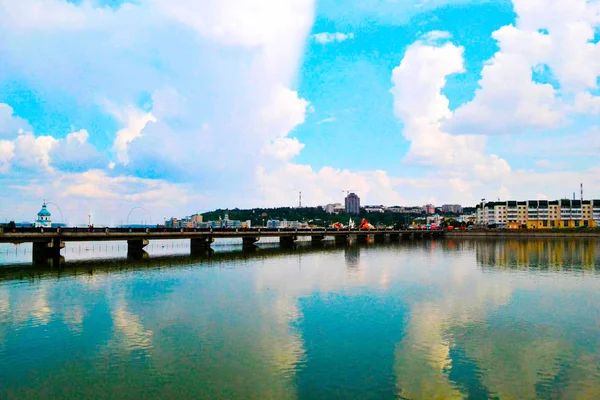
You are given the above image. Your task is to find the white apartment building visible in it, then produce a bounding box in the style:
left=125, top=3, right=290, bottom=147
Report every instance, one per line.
left=476, top=199, right=600, bottom=229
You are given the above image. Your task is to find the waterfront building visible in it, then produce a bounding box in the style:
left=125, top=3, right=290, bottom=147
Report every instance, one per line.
left=457, top=214, right=477, bottom=224
left=35, top=203, right=52, bottom=228
left=476, top=199, right=600, bottom=229
left=345, top=193, right=360, bottom=215
left=365, top=205, right=385, bottom=213
left=426, top=215, right=444, bottom=225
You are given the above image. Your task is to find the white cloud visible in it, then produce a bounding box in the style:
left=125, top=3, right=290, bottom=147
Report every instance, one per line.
left=391, top=42, right=511, bottom=181
left=316, top=117, right=336, bottom=125
left=0, top=120, right=106, bottom=174
left=12, top=131, right=59, bottom=171
left=156, top=0, right=316, bottom=48
left=258, top=86, right=309, bottom=139
left=447, top=0, right=600, bottom=135
left=256, top=164, right=406, bottom=207
left=0, top=140, right=14, bottom=172
left=8, top=169, right=198, bottom=226
left=262, top=137, right=305, bottom=161
left=0, top=104, right=31, bottom=138
left=51, top=129, right=105, bottom=171
left=0, top=0, right=319, bottom=221
left=313, top=32, right=355, bottom=44
left=111, top=108, right=157, bottom=165
left=421, top=30, right=451, bottom=44
left=535, top=159, right=552, bottom=168
left=571, top=92, right=600, bottom=114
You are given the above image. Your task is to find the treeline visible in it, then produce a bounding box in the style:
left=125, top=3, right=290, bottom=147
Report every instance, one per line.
left=201, top=207, right=426, bottom=227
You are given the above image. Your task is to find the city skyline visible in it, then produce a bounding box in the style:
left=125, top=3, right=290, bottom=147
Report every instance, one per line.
left=2, top=0, right=600, bottom=225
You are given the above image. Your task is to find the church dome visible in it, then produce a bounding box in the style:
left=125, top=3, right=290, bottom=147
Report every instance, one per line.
left=38, top=203, right=51, bottom=217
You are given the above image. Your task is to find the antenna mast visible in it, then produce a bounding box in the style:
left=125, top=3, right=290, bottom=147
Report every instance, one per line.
left=299, top=191, right=302, bottom=208
left=581, top=183, right=584, bottom=202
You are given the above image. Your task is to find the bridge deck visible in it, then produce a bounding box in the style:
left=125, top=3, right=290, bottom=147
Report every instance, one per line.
left=0, top=227, right=442, bottom=243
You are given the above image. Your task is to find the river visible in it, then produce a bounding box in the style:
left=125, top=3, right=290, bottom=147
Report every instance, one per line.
left=1, top=238, right=599, bottom=399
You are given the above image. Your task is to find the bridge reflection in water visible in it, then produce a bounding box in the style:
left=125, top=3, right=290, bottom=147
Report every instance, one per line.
left=0, top=241, right=368, bottom=283
left=2, top=238, right=599, bottom=284
left=0, top=227, right=443, bottom=265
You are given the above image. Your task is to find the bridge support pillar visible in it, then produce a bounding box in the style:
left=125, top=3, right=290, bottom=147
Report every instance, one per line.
left=127, top=239, right=149, bottom=254
left=280, top=235, right=296, bottom=247
left=374, top=233, right=386, bottom=244
left=334, top=234, right=349, bottom=246
left=127, top=250, right=150, bottom=261
left=32, top=239, right=64, bottom=264
left=242, top=236, right=259, bottom=248
left=311, top=235, right=325, bottom=245
left=191, top=237, right=214, bottom=254
left=356, top=234, right=370, bottom=244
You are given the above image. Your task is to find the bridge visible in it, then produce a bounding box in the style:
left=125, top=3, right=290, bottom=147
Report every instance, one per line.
left=0, top=226, right=444, bottom=263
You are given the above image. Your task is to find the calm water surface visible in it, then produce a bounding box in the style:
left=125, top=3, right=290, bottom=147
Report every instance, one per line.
left=1, top=239, right=600, bottom=399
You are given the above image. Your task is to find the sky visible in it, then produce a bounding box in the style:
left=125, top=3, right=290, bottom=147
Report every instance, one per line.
left=1, top=0, right=600, bottom=225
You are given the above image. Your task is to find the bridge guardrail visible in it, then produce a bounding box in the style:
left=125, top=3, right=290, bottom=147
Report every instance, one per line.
left=0, top=226, right=447, bottom=236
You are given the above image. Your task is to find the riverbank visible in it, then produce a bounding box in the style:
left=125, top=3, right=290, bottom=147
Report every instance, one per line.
left=446, top=230, right=600, bottom=238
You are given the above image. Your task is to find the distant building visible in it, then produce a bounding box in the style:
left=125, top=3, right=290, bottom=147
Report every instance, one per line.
left=364, top=205, right=384, bottom=213
left=385, top=206, right=403, bottom=213
left=424, top=204, right=436, bottom=214
left=457, top=214, right=477, bottom=224
left=167, top=213, right=248, bottom=229
left=267, top=220, right=281, bottom=228
left=426, top=214, right=444, bottom=225
left=404, top=207, right=425, bottom=214
left=266, top=220, right=301, bottom=229
left=324, top=203, right=343, bottom=214
left=165, top=218, right=177, bottom=228
left=441, top=204, right=463, bottom=214
left=345, top=193, right=360, bottom=215
left=35, top=203, right=52, bottom=228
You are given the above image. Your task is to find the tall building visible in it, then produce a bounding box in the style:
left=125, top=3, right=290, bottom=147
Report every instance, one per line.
left=35, top=203, right=52, bottom=228
left=345, top=193, right=360, bottom=215
left=425, top=204, right=436, bottom=214
left=475, top=199, right=600, bottom=229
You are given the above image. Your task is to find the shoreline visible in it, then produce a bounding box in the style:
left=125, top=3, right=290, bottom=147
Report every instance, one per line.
left=446, top=231, right=600, bottom=238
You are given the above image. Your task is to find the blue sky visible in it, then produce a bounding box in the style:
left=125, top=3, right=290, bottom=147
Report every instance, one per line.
left=1, top=0, right=600, bottom=224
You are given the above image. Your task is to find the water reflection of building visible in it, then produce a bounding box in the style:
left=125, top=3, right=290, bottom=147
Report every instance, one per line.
left=475, top=240, right=600, bottom=271
left=344, top=246, right=360, bottom=271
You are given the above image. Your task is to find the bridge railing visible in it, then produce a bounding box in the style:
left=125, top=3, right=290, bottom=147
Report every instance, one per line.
left=0, top=226, right=446, bottom=235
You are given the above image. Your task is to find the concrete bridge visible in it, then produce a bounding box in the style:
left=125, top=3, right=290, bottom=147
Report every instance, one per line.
left=0, top=226, right=444, bottom=263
